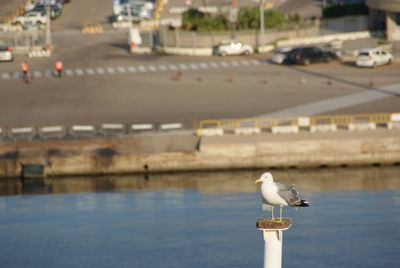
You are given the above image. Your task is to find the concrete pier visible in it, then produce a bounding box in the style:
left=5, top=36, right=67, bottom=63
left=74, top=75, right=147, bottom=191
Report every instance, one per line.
left=0, top=129, right=400, bottom=178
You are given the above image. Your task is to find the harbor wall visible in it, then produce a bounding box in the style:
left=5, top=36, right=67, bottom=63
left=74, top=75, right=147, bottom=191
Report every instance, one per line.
left=0, top=129, right=399, bottom=178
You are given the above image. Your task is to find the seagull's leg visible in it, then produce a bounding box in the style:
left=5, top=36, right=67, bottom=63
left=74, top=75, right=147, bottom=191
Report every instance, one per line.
left=271, top=206, right=275, bottom=221
left=278, top=205, right=283, bottom=222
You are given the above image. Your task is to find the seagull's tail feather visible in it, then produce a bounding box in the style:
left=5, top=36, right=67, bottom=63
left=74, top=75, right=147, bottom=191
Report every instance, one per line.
left=298, top=199, right=309, bottom=207
left=293, top=200, right=309, bottom=207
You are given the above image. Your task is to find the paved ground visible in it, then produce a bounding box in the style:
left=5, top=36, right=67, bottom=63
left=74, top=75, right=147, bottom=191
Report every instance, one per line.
left=0, top=0, right=399, bottom=129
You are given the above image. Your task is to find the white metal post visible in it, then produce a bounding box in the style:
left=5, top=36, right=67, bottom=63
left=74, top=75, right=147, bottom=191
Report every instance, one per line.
left=257, top=218, right=292, bottom=268
left=263, top=230, right=283, bottom=268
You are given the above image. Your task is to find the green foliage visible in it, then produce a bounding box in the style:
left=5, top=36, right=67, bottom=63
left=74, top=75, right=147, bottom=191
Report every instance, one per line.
left=236, top=8, right=286, bottom=30
left=323, top=3, right=369, bottom=18
left=182, top=9, right=228, bottom=31
left=181, top=7, right=286, bottom=32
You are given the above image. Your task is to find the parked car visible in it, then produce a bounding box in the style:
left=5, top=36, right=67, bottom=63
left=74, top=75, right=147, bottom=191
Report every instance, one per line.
left=12, top=11, right=47, bottom=25
left=271, top=47, right=292, bottom=64
left=0, top=45, right=13, bottom=62
left=213, top=40, right=254, bottom=56
left=283, top=46, right=339, bottom=65
left=356, top=48, right=393, bottom=68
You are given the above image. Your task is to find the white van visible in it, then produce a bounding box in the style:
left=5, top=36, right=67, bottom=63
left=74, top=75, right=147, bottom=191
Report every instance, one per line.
left=356, top=48, right=393, bottom=68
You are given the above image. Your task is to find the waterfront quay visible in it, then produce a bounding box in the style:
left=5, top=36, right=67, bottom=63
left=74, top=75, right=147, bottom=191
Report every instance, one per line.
left=0, top=127, right=399, bottom=178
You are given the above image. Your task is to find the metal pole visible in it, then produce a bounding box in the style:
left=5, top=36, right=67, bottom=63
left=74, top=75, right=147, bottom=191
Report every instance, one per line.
left=257, top=218, right=292, bottom=268
left=45, top=4, right=52, bottom=49
left=259, top=0, right=265, bottom=47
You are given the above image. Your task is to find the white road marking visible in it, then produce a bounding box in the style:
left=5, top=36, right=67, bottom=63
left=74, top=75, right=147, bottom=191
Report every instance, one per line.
left=148, top=65, right=157, bottom=72
left=75, top=69, right=84, bottom=76
left=189, top=63, right=198, bottom=70
left=209, top=62, right=219, bottom=68
left=230, top=61, right=240, bottom=67
left=158, top=65, right=167, bottom=71
left=257, top=82, right=400, bottom=118
left=1, top=73, right=10, bottom=79
left=12, top=72, right=20, bottom=79
left=117, top=66, right=126, bottom=73
left=107, top=67, right=116, bottom=74
left=33, top=71, right=42, bottom=78
left=179, top=63, right=188, bottom=70
left=138, top=65, right=147, bottom=72
left=96, top=67, right=105, bottom=74
left=169, top=64, right=178, bottom=71
left=65, top=69, right=74, bottom=76
left=199, top=62, right=208, bottom=69
left=86, top=68, right=95, bottom=75
left=127, top=66, right=136, bottom=72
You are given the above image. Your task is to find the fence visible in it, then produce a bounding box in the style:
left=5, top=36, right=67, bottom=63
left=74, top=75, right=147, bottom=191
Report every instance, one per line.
left=196, top=112, right=400, bottom=136
left=0, top=29, right=46, bottom=53
left=0, top=112, right=399, bottom=142
left=156, top=25, right=319, bottom=48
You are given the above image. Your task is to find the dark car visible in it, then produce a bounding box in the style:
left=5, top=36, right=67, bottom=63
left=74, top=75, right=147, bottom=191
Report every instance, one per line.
left=283, top=46, right=339, bottom=65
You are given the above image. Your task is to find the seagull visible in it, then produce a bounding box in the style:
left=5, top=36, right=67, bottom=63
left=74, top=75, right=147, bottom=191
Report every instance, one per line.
left=255, top=172, right=309, bottom=221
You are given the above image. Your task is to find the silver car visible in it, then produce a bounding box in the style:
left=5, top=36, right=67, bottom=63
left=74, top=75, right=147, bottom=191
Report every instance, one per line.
left=271, top=47, right=292, bottom=64
left=213, top=40, right=254, bottom=56
left=0, top=45, right=13, bottom=62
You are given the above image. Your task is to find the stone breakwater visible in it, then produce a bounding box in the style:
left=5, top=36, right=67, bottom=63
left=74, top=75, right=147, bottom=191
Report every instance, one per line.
left=0, top=129, right=399, bottom=178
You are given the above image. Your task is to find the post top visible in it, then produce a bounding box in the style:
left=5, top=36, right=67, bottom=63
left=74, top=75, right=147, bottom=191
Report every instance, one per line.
left=256, top=217, right=292, bottom=231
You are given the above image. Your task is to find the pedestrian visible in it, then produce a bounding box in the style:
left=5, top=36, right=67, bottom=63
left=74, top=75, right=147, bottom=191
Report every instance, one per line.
left=21, top=61, right=28, bottom=79
left=55, top=60, right=63, bottom=78
left=21, top=61, right=30, bottom=83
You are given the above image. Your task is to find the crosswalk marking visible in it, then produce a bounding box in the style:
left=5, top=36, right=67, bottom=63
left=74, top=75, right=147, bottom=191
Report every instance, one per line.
left=2, top=60, right=262, bottom=81
left=148, top=65, right=157, bottom=72
left=169, top=64, right=178, bottom=71
left=33, top=71, right=42, bottom=78
left=65, top=69, right=74, bottom=76
left=12, top=72, right=20, bottom=79
left=189, top=63, right=198, bottom=70
left=158, top=65, right=167, bottom=71
left=127, top=66, right=136, bottom=72
left=209, top=61, right=219, bottom=68
left=138, top=65, right=147, bottom=72
left=96, top=67, right=105, bottom=74
left=45, top=70, right=53, bottom=77
left=117, top=66, right=126, bottom=73
left=75, top=69, right=84, bottom=76
left=199, top=62, right=208, bottom=69
left=86, top=68, right=95, bottom=75
left=230, top=61, right=240, bottom=67
left=179, top=63, right=188, bottom=70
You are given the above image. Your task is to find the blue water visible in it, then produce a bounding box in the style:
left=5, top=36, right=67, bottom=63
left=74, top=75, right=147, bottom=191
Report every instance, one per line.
left=0, top=178, right=399, bottom=267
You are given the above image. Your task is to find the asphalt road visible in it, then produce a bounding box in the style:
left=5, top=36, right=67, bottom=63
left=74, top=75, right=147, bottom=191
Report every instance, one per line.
left=0, top=0, right=399, bottom=128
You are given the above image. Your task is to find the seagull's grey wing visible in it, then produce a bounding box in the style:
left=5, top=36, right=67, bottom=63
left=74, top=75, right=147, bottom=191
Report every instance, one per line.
left=275, top=182, right=302, bottom=206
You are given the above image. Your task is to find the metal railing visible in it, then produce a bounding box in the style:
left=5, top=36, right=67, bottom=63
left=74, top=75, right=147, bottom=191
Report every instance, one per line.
left=0, top=112, right=399, bottom=141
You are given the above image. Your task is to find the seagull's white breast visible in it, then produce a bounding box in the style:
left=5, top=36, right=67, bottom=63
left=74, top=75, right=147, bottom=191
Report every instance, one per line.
left=261, top=181, right=288, bottom=206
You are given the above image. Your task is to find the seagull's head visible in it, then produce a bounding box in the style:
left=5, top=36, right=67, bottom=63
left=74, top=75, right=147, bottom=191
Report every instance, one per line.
left=255, top=172, right=274, bottom=184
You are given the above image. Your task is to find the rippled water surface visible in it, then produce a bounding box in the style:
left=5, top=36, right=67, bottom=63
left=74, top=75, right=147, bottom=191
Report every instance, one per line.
left=0, top=167, right=399, bottom=268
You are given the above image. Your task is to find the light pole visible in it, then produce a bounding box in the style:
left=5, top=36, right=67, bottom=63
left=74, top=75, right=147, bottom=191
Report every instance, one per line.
left=259, top=0, right=265, bottom=47
left=45, top=3, right=52, bottom=51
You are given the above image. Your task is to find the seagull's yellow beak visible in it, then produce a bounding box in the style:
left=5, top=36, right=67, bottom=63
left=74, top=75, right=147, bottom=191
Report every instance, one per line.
left=255, top=179, right=262, bottom=184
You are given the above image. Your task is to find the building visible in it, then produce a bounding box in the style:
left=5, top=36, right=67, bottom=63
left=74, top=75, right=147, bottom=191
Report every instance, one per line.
left=366, top=0, right=400, bottom=40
